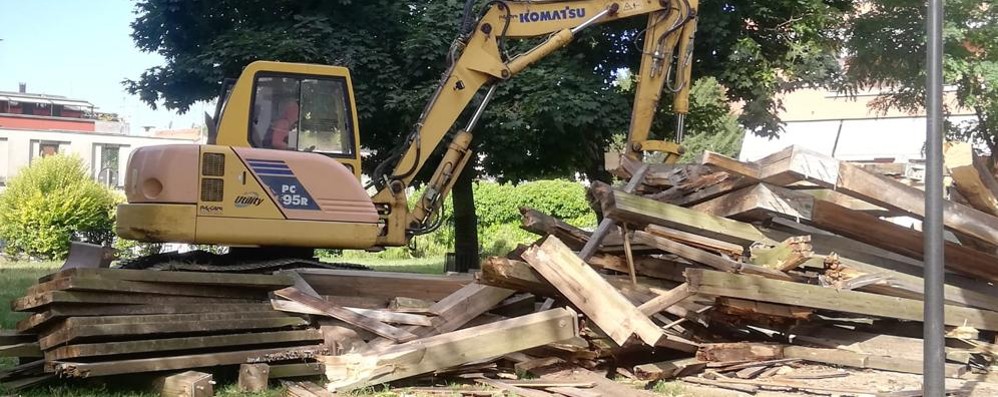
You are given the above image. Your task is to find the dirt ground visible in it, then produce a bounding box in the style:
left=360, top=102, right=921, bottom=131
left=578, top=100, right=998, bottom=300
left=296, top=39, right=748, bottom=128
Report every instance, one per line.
left=675, top=364, right=998, bottom=396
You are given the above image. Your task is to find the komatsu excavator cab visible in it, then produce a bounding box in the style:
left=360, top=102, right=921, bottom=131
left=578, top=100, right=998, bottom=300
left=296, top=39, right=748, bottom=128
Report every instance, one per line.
left=116, top=61, right=382, bottom=249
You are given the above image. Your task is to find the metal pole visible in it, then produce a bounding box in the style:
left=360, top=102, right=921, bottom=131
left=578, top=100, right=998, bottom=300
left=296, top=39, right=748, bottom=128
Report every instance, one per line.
left=924, top=0, right=945, bottom=392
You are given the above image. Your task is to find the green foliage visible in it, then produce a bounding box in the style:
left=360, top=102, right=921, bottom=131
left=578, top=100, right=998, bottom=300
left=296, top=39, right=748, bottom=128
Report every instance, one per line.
left=845, top=1, right=998, bottom=156
left=327, top=179, right=595, bottom=260
left=0, top=156, right=118, bottom=260
left=678, top=77, right=745, bottom=162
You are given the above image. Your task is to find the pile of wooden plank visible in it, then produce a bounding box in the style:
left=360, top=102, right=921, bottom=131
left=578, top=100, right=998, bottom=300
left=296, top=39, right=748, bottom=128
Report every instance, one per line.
left=480, top=144, right=998, bottom=394
left=8, top=143, right=998, bottom=396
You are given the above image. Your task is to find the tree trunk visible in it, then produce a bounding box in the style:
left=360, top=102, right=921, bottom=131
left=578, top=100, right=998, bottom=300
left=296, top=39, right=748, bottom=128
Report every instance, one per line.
left=452, top=158, right=480, bottom=272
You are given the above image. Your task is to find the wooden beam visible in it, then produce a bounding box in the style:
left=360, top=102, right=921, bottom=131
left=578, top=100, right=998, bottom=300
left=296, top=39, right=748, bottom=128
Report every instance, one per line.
left=758, top=145, right=998, bottom=246
left=783, top=346, right=966, bottom=378
left=701, top=151, right=760, bottom=179
left=39, top=268, right=293, bottom=288
left=51, top=346, right=326, bottom=378
left=367, top=283, right=515, bottom=349
left=520, top=207, right=591, bottom=250
left=273, top=287, right=418, bottom=343
left=268, top=363, right=324, bottom=379
left=475, top=378, right=555, bottom=397
left=25, top=277, right=261, bottom=300
left=605, top=190, right=772, bottom=246
left=632, top=231, right=794, bottom=281
left=633, top=357, right=705, bottom=381
left=0, top=342, right=41, bottom=358
left=295, top=269, right=471, bottom=302
left=12, top=290, right=258, bottom=312
left=945, top=141, right=998, bottom=216
left=16, top=303, right=274, bottom=333
left=523, top=237, right=696, bottom=351
left=270, top=300, right=432, bottom=326
left=238, top=363, right=270, bottom=392
left=686, top=269, right=998, bottom=331
left=645, top=225, right=744, bottom=259
left=748, top=235, right=813, bottom=271
left=152, top=370, right=214, bottom=397
left=636, top=283, right=692, bottom=316
left=44, top=329, right=322, bottom=361
left=39, top=315, right=310, bottom=349
left=700, top=183, right=998, bottom=283
left=321, top=309, right=579, bottom=391
left=578, top=165, right=649, bottom=261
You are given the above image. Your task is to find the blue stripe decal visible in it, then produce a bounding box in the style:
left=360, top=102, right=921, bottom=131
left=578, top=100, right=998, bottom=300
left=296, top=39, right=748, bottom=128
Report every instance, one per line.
left=256, top=170, right=296, bottom=176
left=247, top=159, right=286, bottom=164
left=250, top=165, right=292, bottom=172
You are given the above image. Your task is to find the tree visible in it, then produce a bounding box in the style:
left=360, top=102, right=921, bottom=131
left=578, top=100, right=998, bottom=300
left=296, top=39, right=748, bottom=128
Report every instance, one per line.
left=127, top=0, right=854, bottom=264
left=845, top=1, right=998, bottom=159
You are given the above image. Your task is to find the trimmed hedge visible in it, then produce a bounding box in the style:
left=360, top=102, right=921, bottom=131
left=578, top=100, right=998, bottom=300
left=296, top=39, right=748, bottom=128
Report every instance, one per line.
left=330, top=179, right=596, bottom=260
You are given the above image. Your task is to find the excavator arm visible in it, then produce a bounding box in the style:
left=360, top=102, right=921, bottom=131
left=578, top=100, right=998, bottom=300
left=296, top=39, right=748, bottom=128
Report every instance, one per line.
left=372, top=0, right=699, bottom=247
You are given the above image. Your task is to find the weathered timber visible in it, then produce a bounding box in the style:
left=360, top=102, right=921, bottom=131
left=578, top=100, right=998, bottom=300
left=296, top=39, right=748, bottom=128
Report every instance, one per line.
left=238, top=363, right=270, bottom=392
left=274, top=287, right=417, bottom=342
left=748, top=235, right=813, bottom=271
left=579, top=165, right=649, bottom=261
left=16, top=303, right=274, bottom=333
left=544, top=387, right=602, bottom=397
left=636, top=283, right=693, bottom=316
left=632, top=231, right=794, bottom=281
left=321, top=309, right=579, bottom=391
left=475, top=378, right=555, bottom=397
left=759, top=145, right=998, bottom=246
left=152, top=370, right=214, bottom=397
left=633, top=357, right=706, bottom=381
left=0, top=330, right=36, bottom=346
left=532, top=363, right=662, bottom=397
left=645, top=225, right=744, bottom=258
left=605, top=190, right=772, bottom=246
left=791, top=326, right=975, bottom=364
left=697, top=343, right=783, bottom=362
left=270, top=299, right=432, bottom=326
left=51, top=346, right=326, bottom=378
left=687, top=269, right=998, bottom=330
left=39, top=316, right=310, bottom=349
left=697, top=183, right=998, bottom=282
left=520, top=207, right=591, bottom=250
left=783, top=346, right=967, bottom=377
left=589, top=254, right=689, bottom=283
left=825, top=261, right=998, bottom=311
left=479, top=257, right=558, bottom=296
left=946, top=141, right=998, bottom=217
left=366, top=283, right=515, bottom=349
left=716, top=298, right=812, bottom=320
left=387, top=297, right=435, bottom=313
left=523, top=237, right=696, bottom=351
left=0, top=342, right=41, bottom=358
left=701, top=151, right=760, bottom=179
left=12, top=291, right=256, bottom=312
left=25, top=277, right=260, bottom=299
left=268, top=363, right=324, bottom=379
left=40, top=268, right=293, bottom=288
left=283, top=381, right=335, bottom=397
left=295, top=269, right=471, bottom=303
left=44, top=329, right=322, bottom=361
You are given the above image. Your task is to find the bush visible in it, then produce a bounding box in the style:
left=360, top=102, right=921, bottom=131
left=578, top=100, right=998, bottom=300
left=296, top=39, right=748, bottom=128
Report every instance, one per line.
left=0, top=155, right=119, bottom=260
left=324, top=179, right=596, bottom=261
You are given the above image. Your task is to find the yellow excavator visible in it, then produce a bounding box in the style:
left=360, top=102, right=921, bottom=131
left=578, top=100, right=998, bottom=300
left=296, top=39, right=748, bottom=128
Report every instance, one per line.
left=113, top=0, right=699, bottom=268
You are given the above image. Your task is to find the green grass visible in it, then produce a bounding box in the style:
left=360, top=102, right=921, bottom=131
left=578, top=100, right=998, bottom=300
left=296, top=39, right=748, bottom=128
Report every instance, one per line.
left=0, top=256, right=449, bottom=396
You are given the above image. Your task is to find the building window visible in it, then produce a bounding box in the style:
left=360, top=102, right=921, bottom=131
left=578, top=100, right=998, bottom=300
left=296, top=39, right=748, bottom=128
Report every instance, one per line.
left=0, top=138, right=7, bottom=186
left=29, top=140, right=70, bottom=163
left=93, top=144, right=127, bottom=188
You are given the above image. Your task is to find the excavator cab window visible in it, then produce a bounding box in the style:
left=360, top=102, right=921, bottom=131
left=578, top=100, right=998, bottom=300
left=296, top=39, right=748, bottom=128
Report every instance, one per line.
left=249, top=74, right=355, bottom=157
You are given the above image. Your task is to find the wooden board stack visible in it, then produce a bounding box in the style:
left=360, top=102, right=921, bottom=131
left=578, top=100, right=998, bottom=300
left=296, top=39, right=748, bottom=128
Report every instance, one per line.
left=7, top=143, right=998, bottom=396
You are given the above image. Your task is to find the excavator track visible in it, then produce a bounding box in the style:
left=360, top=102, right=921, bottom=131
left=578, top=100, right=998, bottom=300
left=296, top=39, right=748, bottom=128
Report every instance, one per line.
left=116, top=250, right=370, bottom=273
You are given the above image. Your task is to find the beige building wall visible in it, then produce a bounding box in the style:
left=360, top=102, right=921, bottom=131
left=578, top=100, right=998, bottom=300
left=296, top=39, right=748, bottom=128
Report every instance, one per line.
left=0, top=129, right=197, bottom=189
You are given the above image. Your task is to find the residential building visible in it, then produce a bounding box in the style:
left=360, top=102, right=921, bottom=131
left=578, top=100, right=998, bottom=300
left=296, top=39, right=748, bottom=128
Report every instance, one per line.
left=0, top=84, right=200, bottom=189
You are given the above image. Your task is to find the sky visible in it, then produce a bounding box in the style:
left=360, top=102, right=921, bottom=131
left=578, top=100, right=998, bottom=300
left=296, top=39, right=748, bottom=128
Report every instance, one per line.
left=0, top=0, right=208, bottom=133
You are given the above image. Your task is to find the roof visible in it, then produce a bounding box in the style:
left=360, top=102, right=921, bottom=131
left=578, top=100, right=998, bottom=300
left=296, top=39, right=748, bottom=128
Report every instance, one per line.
left=152, top=128, right=202, bottom=141
left=0, top=91, right=94, bottom=108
